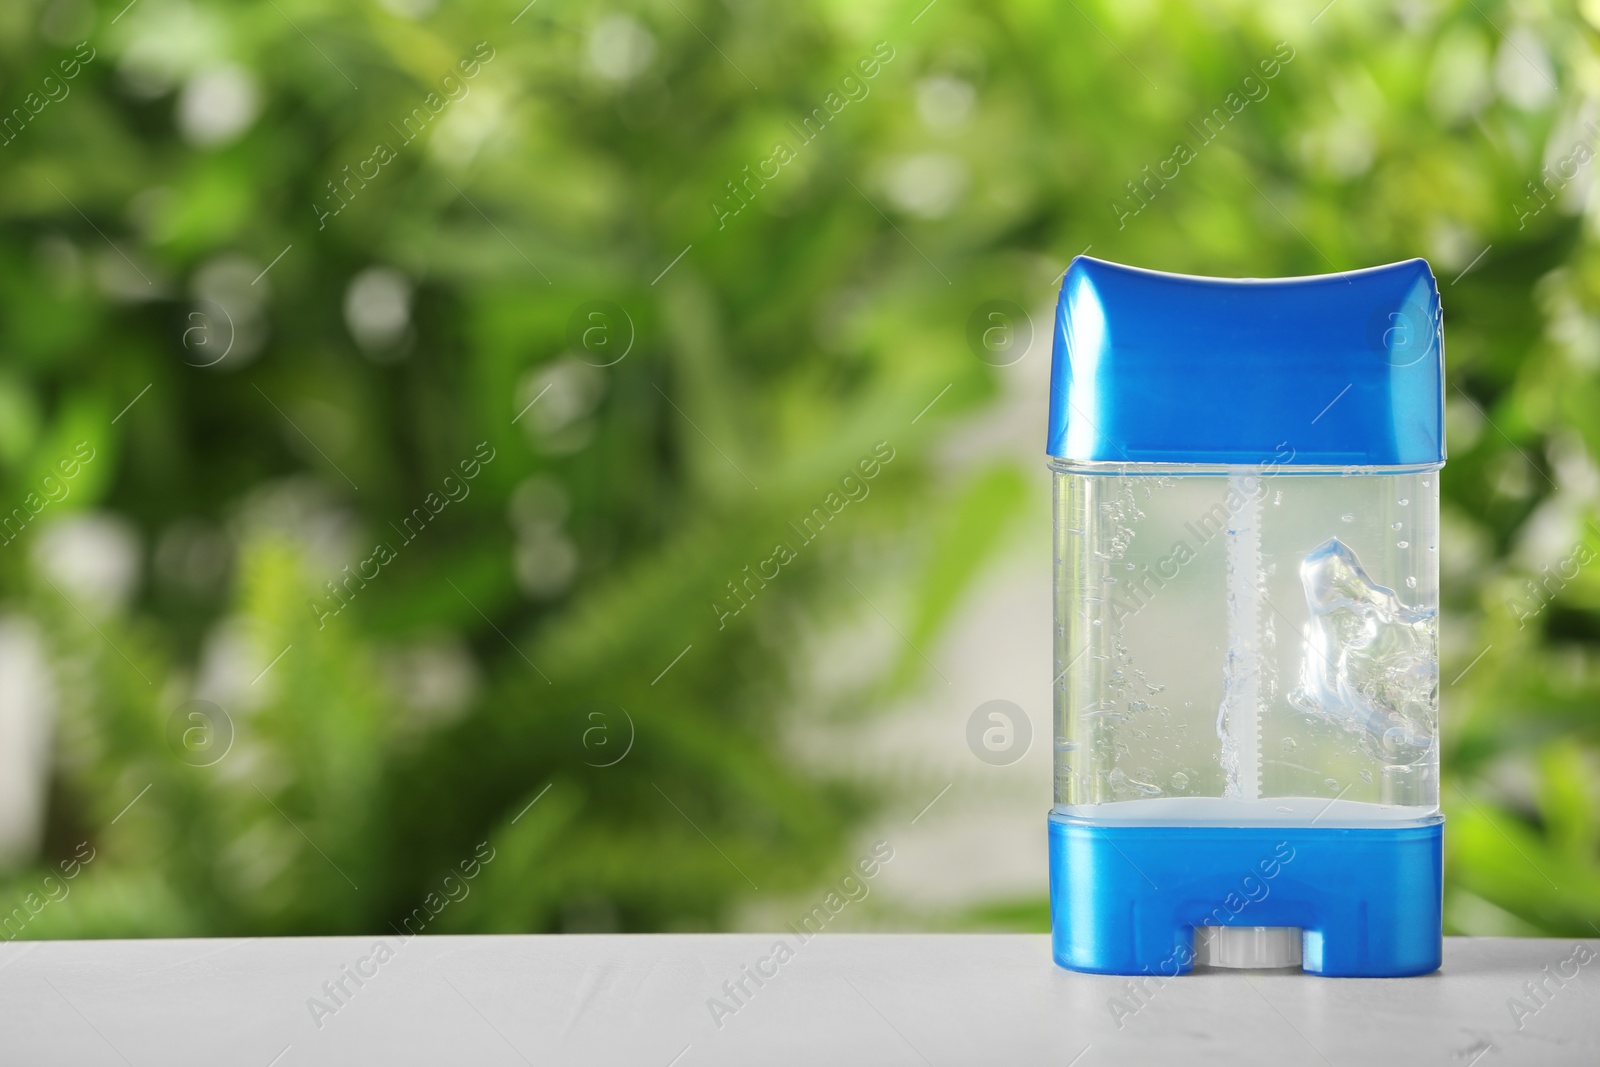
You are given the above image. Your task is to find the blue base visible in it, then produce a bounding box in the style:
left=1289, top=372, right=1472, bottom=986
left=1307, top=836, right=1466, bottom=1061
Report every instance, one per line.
left=1048, top=812, right=1443, bottom=977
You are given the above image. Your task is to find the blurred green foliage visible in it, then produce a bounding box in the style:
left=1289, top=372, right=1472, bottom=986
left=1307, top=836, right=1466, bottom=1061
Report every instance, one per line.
left=0, top=0, right=1597, bottom=940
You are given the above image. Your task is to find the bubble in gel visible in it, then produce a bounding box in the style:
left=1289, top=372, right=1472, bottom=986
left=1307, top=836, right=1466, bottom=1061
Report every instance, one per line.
left=1170, top=772, right=1190, bottom=789
left=1406, top=576, right=1417, bottom=588
left=1108, top=767, right=1162, bottom=798
left=1397, top=540, right=1409, bottom=548
left=1324, top=778, right=1340, bottom=790
left=1280, top=737, right=1297, bottom=752
left=1399, top=498, right=1409, bottom=506
left=1292, top=539, right=1437, bottom=766
left=1391, top=521, right=1403, bottom=530
left=1341, top=513, right=1354, bottom=523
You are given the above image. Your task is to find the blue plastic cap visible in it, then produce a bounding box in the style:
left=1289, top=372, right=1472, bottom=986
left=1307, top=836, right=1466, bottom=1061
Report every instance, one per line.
left=1047, top=257, right=1445, bottom=466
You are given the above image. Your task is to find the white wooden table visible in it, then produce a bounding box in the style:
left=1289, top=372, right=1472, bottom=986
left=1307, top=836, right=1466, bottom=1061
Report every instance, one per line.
left=2, top=935, right=1595, bottom=1065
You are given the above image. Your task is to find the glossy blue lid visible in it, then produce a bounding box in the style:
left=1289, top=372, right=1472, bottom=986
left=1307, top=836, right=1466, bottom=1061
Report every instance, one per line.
left=1047, top=257, right=1445, bottom=466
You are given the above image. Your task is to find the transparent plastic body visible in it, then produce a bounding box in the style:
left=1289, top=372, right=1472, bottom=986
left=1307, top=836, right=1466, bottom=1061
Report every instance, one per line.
left=1053, top=460, right=1441, bottom=826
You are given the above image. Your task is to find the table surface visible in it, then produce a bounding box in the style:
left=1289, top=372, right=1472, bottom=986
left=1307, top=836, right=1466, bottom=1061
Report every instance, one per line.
left=2, top=934, right=1596, bottom=1066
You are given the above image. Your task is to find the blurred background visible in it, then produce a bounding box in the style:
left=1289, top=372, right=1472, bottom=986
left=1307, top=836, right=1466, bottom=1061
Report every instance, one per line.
left=0, top=0, right=1597, bottom=941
